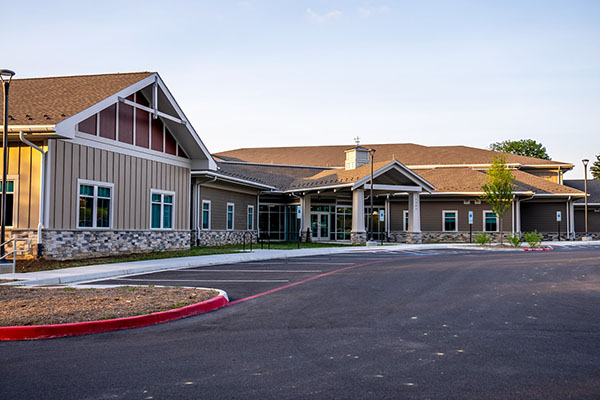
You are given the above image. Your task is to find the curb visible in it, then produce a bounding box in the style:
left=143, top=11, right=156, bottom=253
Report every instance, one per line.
left=0, top=294, right=229, bottom=341
left=523, top=246, right=554, bottom=252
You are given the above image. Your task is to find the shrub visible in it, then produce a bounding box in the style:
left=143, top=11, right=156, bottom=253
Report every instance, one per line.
left=523, top=230, right=543, bottom=248
left=507, top=234, right=522, bottom=248
left=475, top=232, right=490, bottom=245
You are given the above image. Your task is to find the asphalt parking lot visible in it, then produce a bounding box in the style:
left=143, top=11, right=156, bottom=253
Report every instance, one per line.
left=93, top=248, right=482, bottom=301
left=1, top=246, right=599, bottom=399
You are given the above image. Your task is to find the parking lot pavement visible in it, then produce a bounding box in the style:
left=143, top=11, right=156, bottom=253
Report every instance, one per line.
left=88, top=249, right=481, bottom=300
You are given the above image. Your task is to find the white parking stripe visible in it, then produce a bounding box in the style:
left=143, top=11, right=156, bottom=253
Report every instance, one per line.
left=183, top=269, right=322, bottom=273
left=119, top=278, right=290, bottom=283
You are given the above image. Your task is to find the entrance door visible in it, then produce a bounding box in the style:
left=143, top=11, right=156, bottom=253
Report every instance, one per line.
left=310, top=213, right=329, bottom=240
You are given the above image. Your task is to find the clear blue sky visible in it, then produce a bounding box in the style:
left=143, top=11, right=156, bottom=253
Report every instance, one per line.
left=4, top=1, right=599, bottom=178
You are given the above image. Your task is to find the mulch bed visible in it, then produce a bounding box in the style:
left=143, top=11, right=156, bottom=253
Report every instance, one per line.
left=0, top=286, right=218, bottom=326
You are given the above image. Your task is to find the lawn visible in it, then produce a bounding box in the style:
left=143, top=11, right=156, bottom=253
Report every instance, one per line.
left=15, top=241, right=353, bottom=273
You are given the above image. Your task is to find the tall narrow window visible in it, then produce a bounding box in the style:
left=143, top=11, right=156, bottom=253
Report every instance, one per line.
left=403, top=210, right=409, bottom=231
left=202, top=200, right=211, bottom=230
left=247, top=205, right=255, bottom=230
left=78, top=180, right=113, bottom=229
left=484, top=211, right=498, bottom=232
left=0, top=180, right=15, bottom=227
left=227, top=203, right=235, bottom=230
left=151, top=190, right=175, bottom=229
left=443, top=211, right=457, bottom=232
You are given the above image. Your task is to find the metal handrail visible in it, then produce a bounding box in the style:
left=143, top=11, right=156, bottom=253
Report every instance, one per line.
left=0, top=238, right=31, bottom=274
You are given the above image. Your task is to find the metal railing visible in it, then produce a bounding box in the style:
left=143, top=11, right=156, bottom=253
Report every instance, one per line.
left=0, top=238, right=31, bottom=274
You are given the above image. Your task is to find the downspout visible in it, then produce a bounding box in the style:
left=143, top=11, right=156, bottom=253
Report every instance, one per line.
left=566, top=196, right=571, bottom=240
left=518, top=194, right=536, bottom=234
left=19, top=132, right=45, bottom=258
left=511, top=195, right=515, bottom=235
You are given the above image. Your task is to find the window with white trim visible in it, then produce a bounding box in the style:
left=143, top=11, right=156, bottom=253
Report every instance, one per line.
left=248, top=205, right=255, bottom=230
left=403, top=210, right=409, bottom=231
left=151, top=189, right=175, bottom=229
left=443, top=210, right=457, bottom=232
left=201, top=200, right=211, bottom=230
left=483, top=211, right=498, bottom=232
left=78, top=180, right=113, bottom=228
left=227, top=203, right=235, bottom=230
left=0, top=180, right=15, bottom=228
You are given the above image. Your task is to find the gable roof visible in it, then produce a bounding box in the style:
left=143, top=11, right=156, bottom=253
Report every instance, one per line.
left=1, top=72, right=153, bottom=127
left=214, top=143, right=573, bottom=169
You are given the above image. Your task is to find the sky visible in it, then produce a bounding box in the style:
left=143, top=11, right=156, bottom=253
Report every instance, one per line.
left=3, top=0, right=599, bottom=178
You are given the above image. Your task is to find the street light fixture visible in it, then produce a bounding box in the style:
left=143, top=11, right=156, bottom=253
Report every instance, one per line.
left=0, top=69, right=15, bottom=262
left=583, top=159, right=589, bottom=235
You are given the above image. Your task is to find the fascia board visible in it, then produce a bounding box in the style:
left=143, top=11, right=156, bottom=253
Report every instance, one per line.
left=155, top=73, right=217, bottom=170
left=192, top=170, right=276, bottom=190
left=285, top=183, right=353, bottom=193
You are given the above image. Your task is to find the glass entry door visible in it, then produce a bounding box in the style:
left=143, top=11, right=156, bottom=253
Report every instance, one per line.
left=310, top=213, right=329, bottom=240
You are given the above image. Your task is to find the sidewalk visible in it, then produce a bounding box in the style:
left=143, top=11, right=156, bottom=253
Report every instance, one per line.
left=2, top=240, right=597, bottom=287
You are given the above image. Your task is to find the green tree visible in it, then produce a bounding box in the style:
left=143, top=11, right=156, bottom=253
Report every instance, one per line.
left=489, top=139, right=551, bottom=160
left=481, top=155, right=515, bottom=244
left=590, top=154, right=600, bottom=179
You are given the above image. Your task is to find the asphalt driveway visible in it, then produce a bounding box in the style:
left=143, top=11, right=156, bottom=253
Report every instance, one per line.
left=1, top=247, right=599, bottom=399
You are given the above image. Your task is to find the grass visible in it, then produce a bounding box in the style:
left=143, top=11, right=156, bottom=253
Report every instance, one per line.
left=15, top=241, right=353, bottom=273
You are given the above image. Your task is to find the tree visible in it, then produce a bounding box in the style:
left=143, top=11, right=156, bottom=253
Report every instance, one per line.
left=590, top=154, right=600, bottom=180
left=481, top=155, right=515, bottom=244
left=489, top=139, right=551, bottom=160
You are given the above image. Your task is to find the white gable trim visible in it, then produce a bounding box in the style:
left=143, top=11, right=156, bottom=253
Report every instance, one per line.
left=352, top=161, right=436, bottom=192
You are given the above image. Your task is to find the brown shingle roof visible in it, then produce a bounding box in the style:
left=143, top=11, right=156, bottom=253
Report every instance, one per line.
left=0, top=72, right=154, bottom=126
left=416, top=167, right=585, bottom=195
left=214, top=143, right=571, bottom=168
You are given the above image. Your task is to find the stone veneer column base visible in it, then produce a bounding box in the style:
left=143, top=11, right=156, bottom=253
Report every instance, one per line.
left=43, top=230, right=191, bottom=260
left=351, top=231, right=367, bottom=245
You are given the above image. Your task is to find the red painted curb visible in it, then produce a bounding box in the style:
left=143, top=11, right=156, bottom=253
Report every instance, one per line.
left=0, top=295, right=228, bottom=341
left=523, top=247, right=554, bottom=252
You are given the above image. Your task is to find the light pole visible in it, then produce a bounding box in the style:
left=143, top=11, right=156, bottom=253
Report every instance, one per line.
left=583, top=159, right=589, bottom=235
left=368, top=148, right=376, bottom=244
left=1, top=69, right=15, bottom=262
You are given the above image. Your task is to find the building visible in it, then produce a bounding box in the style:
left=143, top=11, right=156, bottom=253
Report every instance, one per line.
left=0, top=71, right=589, bottom=261
left=564, top=179, right=600, bottom=238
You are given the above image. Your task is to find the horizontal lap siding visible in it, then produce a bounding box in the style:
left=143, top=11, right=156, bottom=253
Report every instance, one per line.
left=1, top=143, right=44, bottom=229
left=574, top=207, right=600, bottom=232
left=49, top=140, right=189, bottom=230
left=521, top=202, right=567, bottom=232
left=420, top=200, right=512, bottom=232
left=389, top=202, right=408, bottom=231
left=199, top=185, right=256, bottom=231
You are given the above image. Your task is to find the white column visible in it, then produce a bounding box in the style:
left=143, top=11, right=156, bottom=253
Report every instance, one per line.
left=301, top=195, right=311, bottom=234
left=352, top=189, right=366, bottom=233
left=407, top=192, right=421, bottom=232
left=569, top=199, right=575, bottom=239
left=516, top=199, right=521, bottom=233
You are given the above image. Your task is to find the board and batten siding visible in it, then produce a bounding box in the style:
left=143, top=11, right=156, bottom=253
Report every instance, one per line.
left=48, top=140, right=190, bottom=230
left=0, top=143, right=45, bottom=230
left=199, top=184, right=257, bottom=231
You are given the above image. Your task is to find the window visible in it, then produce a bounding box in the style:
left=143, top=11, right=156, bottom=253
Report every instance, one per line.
left=201, top=200, right=211, bottom=230
left=247, top=205, right=254, bottom=230
left=484, top=211, right=498, bottom=232
left=227, top=203, right=234, bottom=230
left=151, top=190, right=174, bottom=229
left=443, top=211, right=457, bottom=232
left=0, top=180, right=15, bottom=227
left=403, top=210, right=409, bottom=231
left=78, top=180, right=113, bottom=229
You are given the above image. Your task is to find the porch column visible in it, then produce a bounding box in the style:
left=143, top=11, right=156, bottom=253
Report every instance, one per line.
left=351, top=189, right=366, bottom=244
left=300, top=195, right=311, bottom=241
left=569, top=199, right=575, bottom=239
left=407, top=192, right=421, bottom=232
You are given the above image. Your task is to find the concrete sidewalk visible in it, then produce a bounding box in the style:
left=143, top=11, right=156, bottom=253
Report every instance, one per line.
left=1, top=240, right=598, bottom=286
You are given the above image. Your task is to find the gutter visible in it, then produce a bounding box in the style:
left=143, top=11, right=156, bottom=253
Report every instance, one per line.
left=18, top=132, right=45, bottom=258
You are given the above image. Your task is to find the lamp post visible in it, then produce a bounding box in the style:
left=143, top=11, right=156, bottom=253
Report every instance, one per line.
left=368, top=148, right=376, bottom=244
left=583, top=159, right=589, bottom=234
left=0, top=69, right=15, bottom=262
